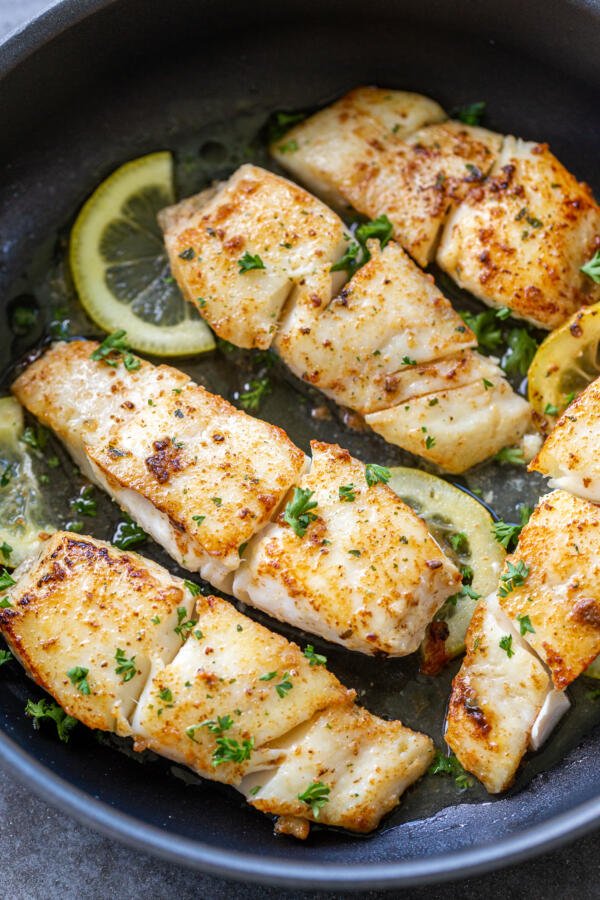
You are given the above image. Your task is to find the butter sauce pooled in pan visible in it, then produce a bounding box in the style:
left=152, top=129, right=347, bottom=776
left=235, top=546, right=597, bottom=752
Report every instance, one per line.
left=0, top=533, right=434, bottom=837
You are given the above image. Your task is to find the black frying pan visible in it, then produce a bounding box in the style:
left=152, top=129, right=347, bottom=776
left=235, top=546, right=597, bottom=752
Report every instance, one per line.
left=1, top=0, right=600, bottom=889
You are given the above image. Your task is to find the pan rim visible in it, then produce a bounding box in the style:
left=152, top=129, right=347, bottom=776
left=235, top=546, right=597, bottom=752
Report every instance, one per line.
left=1, top=0, right=600, bottom=888
left=1, top=725, right=600, bottom=888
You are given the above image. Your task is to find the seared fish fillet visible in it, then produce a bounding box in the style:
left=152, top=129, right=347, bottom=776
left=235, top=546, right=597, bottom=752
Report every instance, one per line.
left=438, top=137, right=600, bottom=329
left=445, top=594, right=569, bottom=793
left=275, top=239, right=477, bottom=413
left=270, top=86, right=446, bottom=217
left=497, top=489, right=600, bottom=689
left=13, top=341, right=460, bottom=655
left=0, top=533, right=434, bottom=834
left=271, top=88, right=501, bottom=267
left=529, top=376, right=600, bottom=503
left=233, top=441, right=461, bottom=655
left=12, top=341, right=305, bottom=590
left=159, top=164, right=348, bottom=349
left=161, top=165, right=532, bottom=472
left=364, top=352, right=532, bottom=474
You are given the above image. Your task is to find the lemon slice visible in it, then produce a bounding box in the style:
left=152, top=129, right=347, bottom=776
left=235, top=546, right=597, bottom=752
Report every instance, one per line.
left=0, top=397, right=54, bottom=567
left=528, top=302, right=600, bottom=418
left=70, top=151, right=215, bottom=357
left=388, top=467, right=505, bottom=670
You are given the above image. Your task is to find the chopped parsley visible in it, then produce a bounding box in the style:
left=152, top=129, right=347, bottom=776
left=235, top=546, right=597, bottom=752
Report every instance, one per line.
left=448, top=532, right=469, bottom=554
left=0, top=568, right=16, bottom=591
left=331, top=241, right=360, bottom=273
left=25, top=698, right=77, bottom=742
left=174, top=606, right=198, bottom=641
left=0, top=462, right=14, bottom=487
left=428, top=749, right=474, bottom=789
left=494, top=446, right=525, bottom=466
left=283, top=487, right=318, bottom=537
left=425, top=435, right=436, bottom=450
left=158, top=688, right=173, bottom=703
left=259, top=671, right=277, bottom=681
left=516, top=613, right=535, bottom=636
left=212, top=736, right=254, bottom=767
left=184, top=579, right=202, bottom=597
left=339, top=483, right=356, bottom=502
left=115, top=648, right=137, bottom=683
left=348, top=549, right=361, bottom=557
left=544, top=402, right=559, bottom=416
left=70, top=485, right=97, bottom=517
left=401, top=355, right=417, bottom=366
left=0, top=542, right=13, bottom=561
left=453, top=101, right=486, bottom=126
left=268, top=110, right=307, bottom=142
left=501, top=328, right=538, bottom=377
left=459, top=309, right=503, bottom=351
left=201, top=714, right=234, bottom=734
left=303, top=645, right=327, bottom=667
left=275, top=672, right=293, bottom=699
left=238, top=252, right=265, bottom=274
left=0, top=649, right=13, bottom=666
left=499, top=634, right=515, bottom=657
left=238, top=377, right=271, bottom=412
left=20, top=424, right=49, bottom=453
left=192, top=515, right=205, bottom=526
left=211, top=497, right=222, bottom=507
left=67, top=666, right=91, bottom=694
left=498, top=560, right=530, bottom=597
left=298, top=781, right=330, bottom=817
left=365, top=463, right=391, bottom=487
left=278, top=139, right=299, bottom=154
left=355, top=214, right=393, bottom=250
left=492, top=520, right=522, bottom=551
left=112, top=514, right=148, bottom=550
left=581, top=250, right=600, bottom=283
left=90, top=330, right=140, bottom=371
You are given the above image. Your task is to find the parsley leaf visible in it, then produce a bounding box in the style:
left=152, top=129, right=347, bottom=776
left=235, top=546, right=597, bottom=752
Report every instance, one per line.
left=212, top=736, right=254, bottom=767
left=70, top=485, right=97, bottom=517
left=0, top=542, right=12, bottom=561
left=90, top=330, right=140, bottom=371
left=238, top=377, right=271, bottom=412
left=303, top=645, right=327, bottom=667
left=112, top=514, right=148, bottom=550
left=0, top=568, right=16, bottom=591
left=298, top=781, right=330, bottom=817
left=115, top=648, right=137, bottom=683
left=544, top=402, right=559, bottom=416
left=268, top=110, right=307, bottom=142
left=25, top=698, right=77, bottom=742
left=330, top=241, right=360, bottom=273
left=184, top=579, right=202, bottom=597
left=459, top=309, right=503, bottom=351
left=365, top=464, right=391, bottom=487
left=428, top=749, right=473, bottom=788
left=355, top=214, right=393, bottom=250
left=275, top=672, right=293, bottom=699
left=581, top=250, right=600, bottom=283
left=174, top=606, right=198, bottom=641
left=278, top=139, right=298, bottom=154
left=499, top=634, right=515, bottom=657
left=516, top=613, right=535, bottom=635
left=501, top=328, right=538, bottom=377
left=339, top=483, right=356, bottom=502
left=492, top=520, right=522, bottom=551
left=494, top=446, right=525, bottom=466
left=498, top=560, right=530, bottom=597
left=67, top=666, right=91, bottom=694
left=0, top=649, right=13, bottom=666
left=238, top=252, right=265, bottom=274
left=453, top=101, right=486, bottom=126
left=283, top=487, right=318, bottom=537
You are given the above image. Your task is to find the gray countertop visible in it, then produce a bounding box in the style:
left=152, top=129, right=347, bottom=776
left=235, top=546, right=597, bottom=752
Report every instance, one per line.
left=1, top=2, right=599, bottom=897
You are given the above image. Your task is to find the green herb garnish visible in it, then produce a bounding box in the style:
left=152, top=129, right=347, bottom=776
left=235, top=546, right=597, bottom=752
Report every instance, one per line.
left=283, top=487, right=318, bottom=537
left=365, top=464, right=391, bottom=487
left=67, top=666, right=91, bottom=694
left=25, top=699, right=77, bottom=742
left=298, top=781, right=330, bottom=817
left=238, top=252, right=265, bottom=274
left=115, top=648, right=137, bottom=683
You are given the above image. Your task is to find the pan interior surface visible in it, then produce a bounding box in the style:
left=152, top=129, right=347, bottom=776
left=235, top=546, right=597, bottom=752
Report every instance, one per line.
left=1, top=0, right=600, bottom=887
